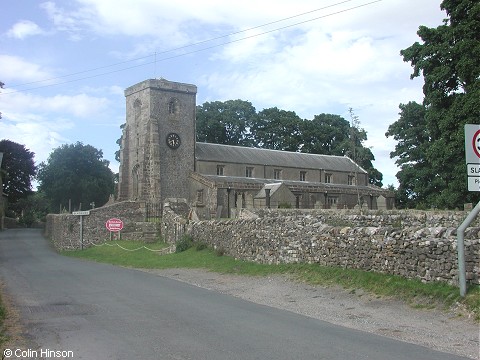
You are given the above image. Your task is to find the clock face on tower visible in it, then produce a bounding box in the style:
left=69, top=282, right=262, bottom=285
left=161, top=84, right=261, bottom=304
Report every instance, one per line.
left=166, top=132, right=181, bottom=149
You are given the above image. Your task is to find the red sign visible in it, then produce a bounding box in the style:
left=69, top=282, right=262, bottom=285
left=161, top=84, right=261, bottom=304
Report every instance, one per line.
left=105, top=218, right=124, bottom=232
left=472, top=129, right=480, bottom=159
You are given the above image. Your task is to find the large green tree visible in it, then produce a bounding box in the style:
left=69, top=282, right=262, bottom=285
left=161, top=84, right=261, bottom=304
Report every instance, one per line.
left=0, top=140, right=37, bottom=214
left=37, top=142, right=115, bottom=212
left=386, top=102, right=432, bottom=208
left=252, top=107, right=302, bottom=151
left=196, top=100, right=257, bottom=146
left=301, top=112, right=383, bottom=187
left=195, top=100, right=384, bottom=187
left=391, top=0, right=479, bottom=208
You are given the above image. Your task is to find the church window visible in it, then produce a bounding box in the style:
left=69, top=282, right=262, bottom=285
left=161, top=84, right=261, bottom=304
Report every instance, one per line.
left=168, top=98, right=179, bottom=114
left=325, top=173, right=332, bottom=183
left=273, top=169, right=282, bottom=180
left=300, top=171, right=307, bottom=181
left=246, top=167, right=254, bottom=178
left=132, top=164, right=140, bottom=199
left=216, top=165, right=225, bottom=176
left=133, top=99, right=142, bottom=119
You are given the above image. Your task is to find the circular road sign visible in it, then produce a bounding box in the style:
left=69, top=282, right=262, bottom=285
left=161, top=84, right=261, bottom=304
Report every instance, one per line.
left=106, top=218, right=124, bottom=232
left=473, top=129, right=480, bottom=159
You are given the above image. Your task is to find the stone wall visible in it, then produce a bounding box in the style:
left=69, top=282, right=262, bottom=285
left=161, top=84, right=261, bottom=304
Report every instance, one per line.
left=184, top=209, right=480, bottom=285
left=45, top=201, right=158, bottom=250
left=161, top=198, right=189, bottom=244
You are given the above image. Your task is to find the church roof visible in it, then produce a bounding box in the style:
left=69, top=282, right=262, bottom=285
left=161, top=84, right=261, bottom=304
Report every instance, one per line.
left=195, top=142, right=367, bottom=173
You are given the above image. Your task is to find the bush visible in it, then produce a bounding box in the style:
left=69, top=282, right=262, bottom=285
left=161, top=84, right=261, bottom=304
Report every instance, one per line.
left=215, top=246, right=226, bottom=257
left=195, top=242, right=207, bottom=251
left=175, top=234, right=193, bottom=253
left=18, top=211, right=35, bottom=227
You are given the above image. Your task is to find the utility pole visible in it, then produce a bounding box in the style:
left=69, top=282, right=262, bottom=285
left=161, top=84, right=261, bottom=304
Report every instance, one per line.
left=348, top=108, right=362, bottom=208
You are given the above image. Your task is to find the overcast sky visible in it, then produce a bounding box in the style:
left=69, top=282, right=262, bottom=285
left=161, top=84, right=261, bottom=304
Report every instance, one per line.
left=1, top=0, right=446, bottom=187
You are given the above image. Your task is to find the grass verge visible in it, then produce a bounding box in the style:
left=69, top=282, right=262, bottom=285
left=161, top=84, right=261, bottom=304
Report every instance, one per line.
left=0, top=285, right=10, bottom=348
left=62, top=240, right=480, bottom=321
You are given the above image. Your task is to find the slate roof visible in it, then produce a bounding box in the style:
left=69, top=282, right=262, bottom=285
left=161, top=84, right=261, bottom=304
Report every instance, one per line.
left=195, top=143, right=367, bottom=173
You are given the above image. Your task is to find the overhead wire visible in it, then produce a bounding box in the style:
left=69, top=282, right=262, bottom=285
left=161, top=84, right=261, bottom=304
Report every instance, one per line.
left=2, top=0, right=382, bottom=95
left=7, top=0, right=358, bottom=89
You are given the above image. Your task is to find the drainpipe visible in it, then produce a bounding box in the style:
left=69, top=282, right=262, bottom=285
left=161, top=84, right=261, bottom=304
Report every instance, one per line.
left=457, top=200, right=480, bottom=297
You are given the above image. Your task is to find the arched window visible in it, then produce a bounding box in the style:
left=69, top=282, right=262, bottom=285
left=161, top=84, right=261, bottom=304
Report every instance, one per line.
left=168, top=98, right=178, bottom=114
left=132, top=164, right=140, bottom=199
left=133, top=99, right=142, bottom=119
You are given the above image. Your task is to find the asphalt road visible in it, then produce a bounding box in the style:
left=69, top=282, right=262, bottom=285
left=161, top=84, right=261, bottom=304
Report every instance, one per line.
left=0, top=229, right=471, bottom=360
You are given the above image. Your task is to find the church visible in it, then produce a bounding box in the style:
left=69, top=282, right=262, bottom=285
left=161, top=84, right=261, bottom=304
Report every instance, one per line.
left=117, top=79, right=394, bottom=219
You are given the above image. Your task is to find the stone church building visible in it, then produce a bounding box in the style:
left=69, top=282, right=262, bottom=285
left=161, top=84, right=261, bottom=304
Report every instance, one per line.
left=117, top=79, right=394, bottom=219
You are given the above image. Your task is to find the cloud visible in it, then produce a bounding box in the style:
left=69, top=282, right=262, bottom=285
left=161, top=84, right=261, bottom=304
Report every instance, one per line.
left=0, top=90, right=110, bottom=165
left=6, top=20, right=46, bottom=39
left=0, top=55, right=55, bottom=84
left=0, top=114, right=72, bottom=166
left=0, top=91, right=109, bottom=118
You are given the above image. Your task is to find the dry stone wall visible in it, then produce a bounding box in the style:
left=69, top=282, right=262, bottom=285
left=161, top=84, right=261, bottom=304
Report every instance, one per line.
left=45, top=201, right=157, bottom=250
left=185, top=209, right=480, bottom=285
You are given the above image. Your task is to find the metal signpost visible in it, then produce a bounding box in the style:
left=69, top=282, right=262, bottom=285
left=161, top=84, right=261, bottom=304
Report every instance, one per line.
left=457, top=124, right=480, bottom=297
left=72, top=210, right=91, bottom=250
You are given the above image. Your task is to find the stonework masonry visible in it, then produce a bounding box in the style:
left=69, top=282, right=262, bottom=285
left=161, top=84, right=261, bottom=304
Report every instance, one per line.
left=46, top=200, right=480, bottom=286
left=45, top=201, right=158, bottom=250
left=181, top=209, right=479, bottom=285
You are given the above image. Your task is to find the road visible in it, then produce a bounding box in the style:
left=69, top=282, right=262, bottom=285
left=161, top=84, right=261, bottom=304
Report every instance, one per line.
left=0, top=229, right=471, bottom=360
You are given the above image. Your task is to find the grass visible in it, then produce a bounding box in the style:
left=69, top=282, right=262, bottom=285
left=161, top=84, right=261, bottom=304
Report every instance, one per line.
left=0, top=287, right=9, bottom=347
left=62, top=239, right=480, bottom=321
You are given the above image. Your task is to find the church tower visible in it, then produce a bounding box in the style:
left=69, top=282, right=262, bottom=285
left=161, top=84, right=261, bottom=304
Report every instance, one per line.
left=118, top=79, right=197, bottom=204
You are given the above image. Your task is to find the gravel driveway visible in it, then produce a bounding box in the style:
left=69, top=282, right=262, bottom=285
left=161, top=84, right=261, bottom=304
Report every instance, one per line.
left=142, top=268, right=479, bottom=360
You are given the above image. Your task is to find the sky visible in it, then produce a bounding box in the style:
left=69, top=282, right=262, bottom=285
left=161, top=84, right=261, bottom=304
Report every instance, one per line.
left=0, top=0, right=447, bottom=188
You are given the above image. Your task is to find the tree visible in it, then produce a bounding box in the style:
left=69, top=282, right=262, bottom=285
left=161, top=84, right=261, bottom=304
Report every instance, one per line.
left=386, top=102, right=432, bottom=208
left=37, top=142, right=114, bottom=212
left=0, top=140, right=37, bottom=214
left=300, top=112, right=383, bottom=186
left=196, top=100, right=257, bottom=146
left=16, top=192, right=50, bottom=227
left=301, top=114, right=350, bottom=155
left=395, top=0, right=480, bottom=208
left=251, top=107, right=302, bottom=151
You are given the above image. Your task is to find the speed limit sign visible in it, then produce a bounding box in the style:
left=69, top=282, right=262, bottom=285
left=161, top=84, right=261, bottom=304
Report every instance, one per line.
left=473, top=129, right=480, bottom=159
left=465, top=124, right=480, bottom=191
left=465, top=124, right=480, bottom=162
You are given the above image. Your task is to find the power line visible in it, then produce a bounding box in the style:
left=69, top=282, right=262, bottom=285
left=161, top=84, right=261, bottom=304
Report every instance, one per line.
left=2, top=0, right=382, bottom=95
left=7, top=0, right=359, bottom=89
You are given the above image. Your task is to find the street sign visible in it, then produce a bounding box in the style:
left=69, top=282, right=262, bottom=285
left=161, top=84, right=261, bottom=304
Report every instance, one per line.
left=106, top=218, right=124, bottom=232
left=465, top=124, right=480, bottom=192
left=72, top=210, right=90, bottom=216
left=468, top=177, right=480, bottom=191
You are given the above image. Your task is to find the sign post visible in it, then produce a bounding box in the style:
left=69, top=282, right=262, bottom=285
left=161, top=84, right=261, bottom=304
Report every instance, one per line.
left=457, top=125, right=480, bottom=297
left=106, top=218, right=124, bottom=240
left=72, top=210, right=90, bottom=250
left=465, top=124, right=480, bottom=191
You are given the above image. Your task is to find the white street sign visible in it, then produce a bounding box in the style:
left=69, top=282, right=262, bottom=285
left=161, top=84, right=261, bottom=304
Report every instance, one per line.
left=465, top=124, right=480, bottom=192
left=467, top=164, right=480, bottom=175
left=72, top=210, right=90, bottom=216
left=468, top=177, right=480, bottom=191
